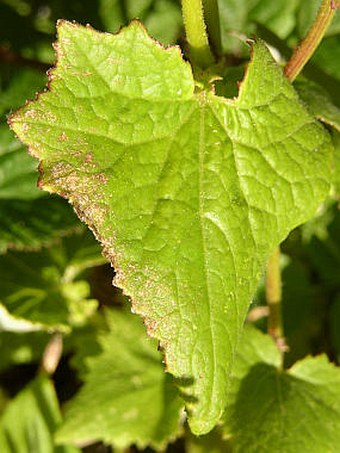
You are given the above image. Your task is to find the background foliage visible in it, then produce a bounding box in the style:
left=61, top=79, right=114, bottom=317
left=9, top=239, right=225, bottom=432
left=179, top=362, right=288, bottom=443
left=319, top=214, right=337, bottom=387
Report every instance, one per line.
left=0, top=0, right=340, bottom=451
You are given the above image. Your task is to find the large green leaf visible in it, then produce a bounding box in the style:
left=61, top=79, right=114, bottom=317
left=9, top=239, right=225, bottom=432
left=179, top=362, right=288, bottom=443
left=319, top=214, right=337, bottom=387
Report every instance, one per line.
left=56, top=309, right=183, bottom=450
left=10, top=21, right=332, bottom=433
left=223, top=326, right=340, bottom=452
left=0, top=375, right=79, bottom=453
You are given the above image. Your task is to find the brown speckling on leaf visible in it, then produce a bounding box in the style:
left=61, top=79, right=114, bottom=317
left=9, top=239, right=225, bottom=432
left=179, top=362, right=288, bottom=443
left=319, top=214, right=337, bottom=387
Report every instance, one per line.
left=24, top=110, right=37, bottom=119
left=84, top=153, right=93, bottom=163
left=21, top=123, right=29, bottom=133
left=97, top=173, right=108, bottom=185
left=58, top=132, right=69, bottom=142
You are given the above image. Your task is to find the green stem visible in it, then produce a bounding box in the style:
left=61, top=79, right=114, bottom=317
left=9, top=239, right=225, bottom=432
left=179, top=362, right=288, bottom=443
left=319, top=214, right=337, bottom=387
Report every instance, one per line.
left=266, top=248, right=286, bottom=354
left=202, top=0, right=222, bottom=57
left=181, top=0, right=215, bottom=68
left=284, top=0, right=339, bottom=81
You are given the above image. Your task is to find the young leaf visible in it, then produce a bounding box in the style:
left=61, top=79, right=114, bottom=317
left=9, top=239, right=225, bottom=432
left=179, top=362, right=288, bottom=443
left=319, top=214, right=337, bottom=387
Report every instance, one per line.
left=224, top=327, right=340, bottom=452
left=56, top=309, right=184, bottom=450
left=10, top=21, right=332, bottom=433
left=0, top=375, right=79, bottom=453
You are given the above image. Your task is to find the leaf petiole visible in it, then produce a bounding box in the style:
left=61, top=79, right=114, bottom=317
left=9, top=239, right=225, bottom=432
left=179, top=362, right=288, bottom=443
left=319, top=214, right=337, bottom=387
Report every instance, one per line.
left=265, top=247, right=287, bottom=359
left=181, top=0, right=215, bottom=68
left=284, top=0, right=339, bottom=82
left=202, top=0, right=222, bottom=57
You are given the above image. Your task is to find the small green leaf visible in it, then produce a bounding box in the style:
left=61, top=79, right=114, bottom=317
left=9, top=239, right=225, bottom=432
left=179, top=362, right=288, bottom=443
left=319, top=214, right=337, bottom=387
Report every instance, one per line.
left=10, top=21, right=332, bottom=433
left=224, top=327, right=340, bottom=452
left=56, top=309, right=184, bottom=450
left=0, top=375, right=80, bottom=453
left=0, top=230, right=104, bottom=330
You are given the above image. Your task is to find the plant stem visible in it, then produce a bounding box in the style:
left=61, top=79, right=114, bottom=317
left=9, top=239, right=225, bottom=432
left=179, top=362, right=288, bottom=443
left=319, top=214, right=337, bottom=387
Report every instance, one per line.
left=266, top=247, right=287, bottom=354
left=181, top=0, right=215, bottom=68
left=284, top=0, right=339, bottom=82
left=202, top=0, right=222, bottom=57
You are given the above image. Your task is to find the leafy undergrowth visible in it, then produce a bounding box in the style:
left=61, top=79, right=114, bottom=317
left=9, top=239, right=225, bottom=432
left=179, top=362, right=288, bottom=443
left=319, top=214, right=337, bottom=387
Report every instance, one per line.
left=1, top=0, right=340, bottom=451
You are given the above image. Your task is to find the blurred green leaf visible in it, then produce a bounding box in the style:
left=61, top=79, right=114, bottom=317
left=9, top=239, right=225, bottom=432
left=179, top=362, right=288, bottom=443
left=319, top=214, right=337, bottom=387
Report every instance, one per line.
left=0, top=196, right=79, bottom=254
left=218, top=0, right=298, bottom=54
left=302, top=201, right=340, bottom=292
left=281, top=257, right=323, bottom=367
left=0, top=374, right=80, bottom=453
left=0, top=229, right=105, bottom=330
left=144, top=0, right=182, bottom=45
left=0, top=65, right=80, bottom=253
left=0, top=125, right=43, bottom=200
left=294, top=79, right=340, bottom=132
left=97, top=0, right=125, bottom=32
left=56, top=309, right=184, bottom=450
left=0, top=330, right=51, bottom=372
left=0, top=66, right=47, bottom=119
left=224, top=326, right=340, bottom=452
left=185, top=428, right=232, bottom=453
left=312, top=36, right=340, bottom=81
left=332, top=130, right=340, bottom=196
left=297, top=0, right=340, bottom=38
left=329, top=295, right=340, bottom=361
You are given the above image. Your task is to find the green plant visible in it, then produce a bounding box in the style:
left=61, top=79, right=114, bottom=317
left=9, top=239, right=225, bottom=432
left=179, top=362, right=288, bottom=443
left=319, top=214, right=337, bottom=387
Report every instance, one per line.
left=1, top=0, right=340, bottom=451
